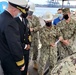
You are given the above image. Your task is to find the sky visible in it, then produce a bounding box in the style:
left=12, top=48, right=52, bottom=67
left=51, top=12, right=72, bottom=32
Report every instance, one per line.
left=30, top=0, right=76, bottom=5
left=0, top=0, right=76, bottom=5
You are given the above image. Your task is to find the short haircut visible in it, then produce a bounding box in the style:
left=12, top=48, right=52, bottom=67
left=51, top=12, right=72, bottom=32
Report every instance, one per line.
left=58, top=8, right=63, bottom=11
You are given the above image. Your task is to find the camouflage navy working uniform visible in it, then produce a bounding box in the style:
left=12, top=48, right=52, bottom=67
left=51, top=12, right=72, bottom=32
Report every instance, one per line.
left=51, top=53, right=76, bottom=75
left=38, top=25, right=60, bottom=75
left=27, top=15, right=41, bottom=61
left=56, top=8, right=76, bottom=60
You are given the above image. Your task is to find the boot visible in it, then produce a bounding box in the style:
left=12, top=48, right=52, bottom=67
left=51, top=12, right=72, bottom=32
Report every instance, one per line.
left=27, top=72, right=29, bottom=75
left=33, top=60, right=38, bottom=70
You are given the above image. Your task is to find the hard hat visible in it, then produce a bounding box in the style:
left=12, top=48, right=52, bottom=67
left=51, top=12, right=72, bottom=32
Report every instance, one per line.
left=7, top=0, right=28, bottom=14
left=42, top=11, right=53, bottom=21
left=28, top=2, right=35, bottom=12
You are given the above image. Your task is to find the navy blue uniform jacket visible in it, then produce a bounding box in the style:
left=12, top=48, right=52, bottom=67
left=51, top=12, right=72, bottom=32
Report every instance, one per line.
left=0, top=11, right=24, bottom=67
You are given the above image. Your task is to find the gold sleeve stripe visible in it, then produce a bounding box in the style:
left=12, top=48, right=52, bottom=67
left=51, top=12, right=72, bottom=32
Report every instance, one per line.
left=28, top=35, right=31, bottom=42
left=16, top=59, right=24, bottom=66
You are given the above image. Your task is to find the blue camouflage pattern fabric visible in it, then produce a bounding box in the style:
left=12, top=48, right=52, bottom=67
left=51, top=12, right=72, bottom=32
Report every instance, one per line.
left=51, top=53, right=76, bottom=75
